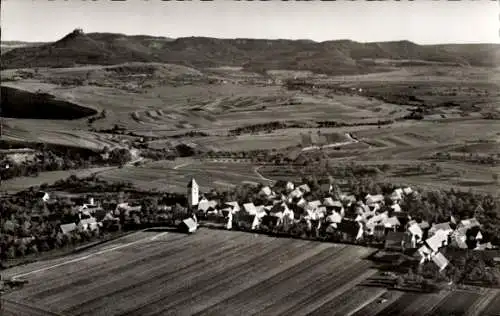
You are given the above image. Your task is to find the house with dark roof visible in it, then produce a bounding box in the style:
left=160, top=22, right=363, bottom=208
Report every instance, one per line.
left=36, top=191, right=50, bottom=202
left=337, top=219, right=363, bottom=242
left=384, top=231, right=406, bottom=252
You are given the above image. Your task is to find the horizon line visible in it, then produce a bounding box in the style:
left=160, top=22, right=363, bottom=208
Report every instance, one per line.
left=1, top=30, right=499, bottom=46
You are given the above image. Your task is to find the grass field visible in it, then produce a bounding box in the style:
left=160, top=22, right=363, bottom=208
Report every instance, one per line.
left=1, top=167, right=116, bottom=193
left=3, top=229, right=499, bottom=316
left=97, top=160, right=271, bottom=193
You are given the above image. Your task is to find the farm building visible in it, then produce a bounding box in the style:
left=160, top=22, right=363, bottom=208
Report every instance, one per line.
left=243, top=202, right=257, bottom=215
left=60, top=223, right=77, bottom=235
left=179, top=218, right=198, bottom=234
left=197, top=198, right=218, bottom=214
left=78, top=217, right=99, bottom=231
left=384, top=231, right=406, bottom=252
left=428, top=222, right=453, bottom=238
left=36, top=191, right=50, bottom=202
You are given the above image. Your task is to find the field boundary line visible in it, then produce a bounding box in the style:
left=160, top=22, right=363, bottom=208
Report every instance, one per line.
left=345, top=288, right=387, bottom=316
left=173, top=162, right=192, bottom=170
left=2, top=298, right=67, bottom=316
left=254, top=166, right=274, bottom=183
left=150, top=232, right=169, bottom=241
left=464, top=288, right=500, bottom=316
left=12, top=232, right=161, bottom=280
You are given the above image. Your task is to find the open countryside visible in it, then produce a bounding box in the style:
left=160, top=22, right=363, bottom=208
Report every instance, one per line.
left=2, top=1, right=500, bottom=315
left=2, top=230, right=498, bottom=316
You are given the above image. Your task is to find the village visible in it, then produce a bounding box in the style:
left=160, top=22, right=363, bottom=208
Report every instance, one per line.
left=22, top=175, right=496, bottom=281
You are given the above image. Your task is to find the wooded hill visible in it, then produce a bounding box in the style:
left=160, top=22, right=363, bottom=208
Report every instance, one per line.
left=2, top=29, right=499, bottom=74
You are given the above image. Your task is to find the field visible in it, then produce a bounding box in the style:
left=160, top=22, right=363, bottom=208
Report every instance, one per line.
left=3, top=229, right=499, bottom=316
left=97, top=159, right=272, bottom=193
left=1, top=50, right=500, bottom=196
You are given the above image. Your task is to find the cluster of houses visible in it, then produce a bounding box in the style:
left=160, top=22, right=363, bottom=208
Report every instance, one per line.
left=58, top=197, right=125, bottom=236
left=188, top=178, right=495, bottom=272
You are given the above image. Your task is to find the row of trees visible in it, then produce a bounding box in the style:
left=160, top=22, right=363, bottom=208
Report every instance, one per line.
left=0, top=146, right=132, bottom=182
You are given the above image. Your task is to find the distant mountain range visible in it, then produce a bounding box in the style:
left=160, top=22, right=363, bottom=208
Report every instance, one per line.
left=2, top=29, right=499, bottom=74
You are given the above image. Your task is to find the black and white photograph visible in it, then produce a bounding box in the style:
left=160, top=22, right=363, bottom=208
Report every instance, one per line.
left=1, top=0, right=499, bottom=315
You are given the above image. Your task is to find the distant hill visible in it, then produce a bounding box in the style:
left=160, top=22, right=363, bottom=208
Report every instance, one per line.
left=1, top=41, right=47, bottom=55
left=2, top=29, right=499, bottom=74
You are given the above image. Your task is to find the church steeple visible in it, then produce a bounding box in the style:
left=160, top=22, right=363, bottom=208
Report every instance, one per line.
left=187, top=178, right=199, bottom=208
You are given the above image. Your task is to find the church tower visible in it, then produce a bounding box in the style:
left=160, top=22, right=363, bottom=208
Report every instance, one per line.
left=187, top=178, right=199, bottom=208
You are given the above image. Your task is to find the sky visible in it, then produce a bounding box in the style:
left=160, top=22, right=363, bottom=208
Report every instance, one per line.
left=1, top=0, right=499, bottom=44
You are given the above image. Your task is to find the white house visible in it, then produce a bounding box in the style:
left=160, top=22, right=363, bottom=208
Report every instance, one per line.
left=60, top=223, right=77, bottom=235
left=243, top=202, right=257, bottom=215
left=407, top=221, right=424, bottom=248
left=365, top=194, right=384, bottom=207
left=222, top=201, right=240, bottom=214
left=198, top=198, right=218, bottom=214
left=425, top=229, right=450, bottom=253
left=259, top=186, right=273, bottom=197
left=298, top=183, right=311, bottom=193
left=78, top=217, right=98, bottom=231
left=37, top=191, right=50, bottom=202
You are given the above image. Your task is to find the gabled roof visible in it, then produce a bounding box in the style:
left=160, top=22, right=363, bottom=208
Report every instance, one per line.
left=243, top=202, right=257, bottom=215
left=297, top=184, right=311, bottom=193
left=474, top=205, right=485, bottom=214
left=270, top=203, right=287, bottom=217
left=390, top=204, right=402, bottom=213
left=418, top=221, right=430, bottom=230
left=255, top=205, right=267, bottom=217
left=223, top=201, right=239, bottom=210
left=390, top=191, right=402, bottom=201
left=394, top=188, right=404, bottom=196
left=402, top=187, right=413, bottom=195
left=198, top=199, right=218, bottom=212
left=306, top=200, right=322, bottom=211
left=296, top=198, right=307, bottom=209
left=365, top=194, right=384, bottom=206
left=431, top=252, right=449, bottom=271
left=451, top=229, right=468, bottom=249
left=259, top=186, right=273, bottom=196
left=367, top=212, right=389, bottom=226
left=408, top=222, right=423, bottom=238
left=429, top=222, right=453, bottom=234
left=323, top=197, right=335, bottom=207
left=79, top=217, right=97, bottom=225
left=426, top=230, right=449, bottom=253
left=384, top=216, right=401, bottom=228
left=180, top=218, right=197, bottom=233
left=418, top=245, right=432, bottom=257
left=289, top=188, right=303, bottom=199
left=326, top=212, right=342, bottom=224
left=36, top=191, right=49, bottom=198
left=459, top=218, right=481, bottom=229
left=384, top=231, right=405, bottom=250
left=60, top=223, right=77, bottom=234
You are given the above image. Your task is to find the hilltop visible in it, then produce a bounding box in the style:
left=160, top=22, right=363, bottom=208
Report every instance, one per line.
left=2, top=29, right=499, bottom=74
